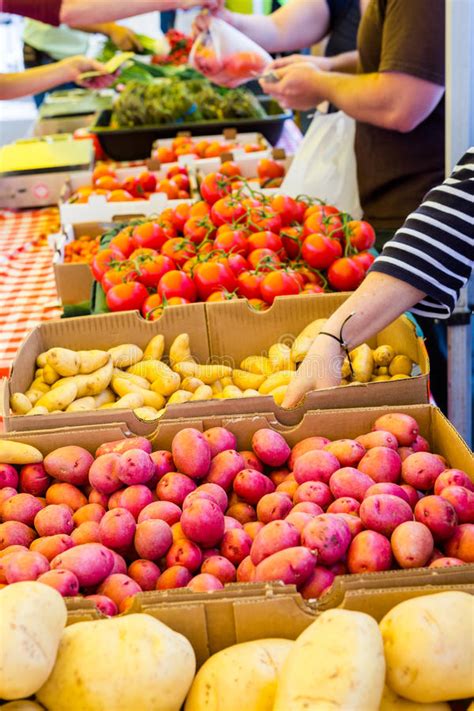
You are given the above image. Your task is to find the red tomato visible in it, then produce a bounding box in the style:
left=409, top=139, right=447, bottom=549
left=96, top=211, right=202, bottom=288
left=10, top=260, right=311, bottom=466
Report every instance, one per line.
left=347, top=220, right=376, bottom=251
left=243, top=143, right=261, bottom=153
left=200, top=172, right=232, bottom=205
left=136, top=255, right=176, bottom=288
left=91, top=248, right=125, bottom=282
left=241, top=197, right=264, bottom=211
left=294, top=265, right=323, bottom=286
left=210, top=196, right=247, bottom=227
left=190, top=200, right=210, bottom=218
left=166, top=165, right=188, bottom=179
left=193, top=261, right=237, bottom=300
left=247, top=231, right=283, bottom=254
left=304, top=211, right=343, bottom=240
left=223, top=253, right=250, bottom=276
left=95, top=175, right=120, bottom=191
left=304, top=204, right=340, bottom=220
left=92, top=165, right=116, bottom=183
left=327, top=257, right=365, bottom=291
left=156, top=179, right=179, bottom=200
left=352, top=251, right=376, bottom=271
left=219, top=161, right=242, bottom=179
left=281, top=226, right=303, bottom=259
left=170, top=173, right=190, bottom=192
left=108, top=189, right=134, bottom=202
left=138, top=171, right=157, bottom=193
left=170, top=202, right=191, bottom=232
left=214, top=229, right=248, bottom=255
left=157, top=270, right=197, bottom=302
left=141, top=293, right=163, bottom=319
left=101, top=263, right=138, bottom=293
left=260, top=271, right=301, bottom=304
left=206, top=291, right=239, bottom=303
left=133, top=221, right=176, bottom=251
left=183, top=216, right=215, bottom=244
left=247, top=207, right=282, bottom=234
left=294, top=199, right=308, bottom=223
left=109, top=230, right=135, bottom=258
left=271, top=195, right=300, bottom=226
left=247, top=248, right=281, bottom=271
left=161, top=238, right=196, bottom=266
left=301, top=234, right=342, bottom=270
left=257, top=159, right=285, bottom=181
left=225, top=51, right=266, bottom=79
left=236, top=271, right=264, bottom=300
left=129, top=248, right=159, bottom=261
left=106, top=281, right=149, bottom=312
left=301, top=284, right=325, bottom=295
left=248, top=298, right=269, bottom=311
left=154, top=146, right=176, bottom=163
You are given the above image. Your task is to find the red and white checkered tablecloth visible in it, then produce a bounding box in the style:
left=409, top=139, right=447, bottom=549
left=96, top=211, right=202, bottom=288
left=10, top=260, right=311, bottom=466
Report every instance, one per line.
left=0, top=208, right=62, bottom=377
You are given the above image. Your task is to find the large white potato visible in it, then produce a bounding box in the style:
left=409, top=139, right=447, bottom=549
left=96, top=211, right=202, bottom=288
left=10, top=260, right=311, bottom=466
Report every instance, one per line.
left=380, top=591, right=474, bottom=703
left=0, top=582, right=66, bottom=700
left=185, top=638, right=293, bottom=711
left=37, top=613, right=196, bottom=711
left=274, top=609, right=385, bottom=711
left=379, top=685, right=450, bottom=711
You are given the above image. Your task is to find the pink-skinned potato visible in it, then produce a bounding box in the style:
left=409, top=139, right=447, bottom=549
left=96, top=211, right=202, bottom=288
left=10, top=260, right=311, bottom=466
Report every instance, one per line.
left=99, top=507, right=136, bottom=550
left=187, top=573, right=224, bottom=591
left=0, top=544, right=27, bottom=558
left=220, top=528, right=252, bottom=565
left=390, top=520, right=434, bottom=568
left=293, top=481, right=333, bottom=508
left=347, top=530, right=392, bottom=573
left=89, top=488, right=109, bottom=508
left=299, top=565, right=335, bottom=600
left=434, top=469, right=474, bottom=495
left=324, top=439, right=366, bottom=467
left=292, top=501, right=324, bottom=516
left=364, top=482, right=411, bottom=505
left=429, top=556, right=466, bottom=568
left=134, top=519, right=173, bottom=559
left=183, top=490, right=216, bottom=511
left=156, top=472, right=196, bottom=507
left=243, top=521, right=265, bottom=540
left=239, top=450, right=264, bottom=473
left=301, top=514, right=351, bottom=565
left=373, top=413, right=419, bottom=446
left=224, top=515, right=243, bottom=532
left=118, top=448, right=154, bottom=486
left=439, top=486, right=474, bottom=523
left=44, top=445, right=93, bottom=486
left=71, top=521, right=101, bottom=545
left=225, top=502, right=257, bottom=524
left=137, top=500, right=182, bottom=525
left=293, top=450, right=340, bottom=485
left=233, top=469, right=274, bottom=505
left=128, top=559, right=161, bottom=590
left=0, top=488, right=17, bottom=509
left=412, top=434, right=430, bottom=452
left=285, top=511, right=314, bottom=534
left=116, top=484, right=153, bottom=519
left=356, top=430, right=398, bottom=450
left=46, top=482, right=87, bottom=511
left=398, top=447, right=414, bottom=462
left=166, top=539, right=203, bottom=571
left=414, top=495, right=458, bottom=541
left=171, top=521, right=185, bottom=543
left=108, top=489, right=125, bottom=510
left=98, top=573, right=142, bottom=613
left=0, top=520, right=36, bottom=549
left=327, top=497, right=360, bottom=515
left=149, top=450, right=174, bottom=485
left=89, top=453, right=123, bottom=495
left=252, top=429, right=291, bottom=467
left=202, top=547, right=224, bottom=561
left=37, top=568, right=79, bottom=596
left=334, top=513, right=364, bottom=538
left=400, top=484, right=419, bottom=509
left=359, top=494, right=413, bottom=536
left=51, top=542, right=114, bottom=587
left=250, top=519, right=300, bottom=565
left=329, top=560, right=348, bottom=576
left=85, top=593, right=118, bottom=616
left=201, top=555, right=236, bottom=584
left=253, top=546, right=316, bottom=586
left=204, top=427, right=237, bottom=458
left=205, top=450, right=246, bottom=492
left=4, top=550, right=49, bottom=583
left=288, top=436, right=331, bottom=469
left=428, top=547, right=444, bottom=564
left=193, top=482, right=228, bottom=512
left=236, top=555, right=256, bottom=582
left=270, top=468, right=290, bottom=487
left=401, top=452, right=445, bottom=490
left=1, top=493, right=44, bottom=527
left=444, top=523, right=474, bottom=562
left=0, top=464, right=19, bottom=489
left=73, top=503, right=106, bottom=526
left=276, top=479, right=299, bottom=498
left=96, top=436, right=152, bottom=457
left=156, top=565, right=193, bottom=589
left=34, top=503, right=74, bottom=537
left=181, top=498, right=224, bottom=547
left=358, top=447, right=402, bottom=484
left=110, top=550, right=127, bottom=575
left=19, top=463, right=51, bottom=496
left=257, top=492, right=293, bottom=523
left=172, top=428, right=212, bottom=479
left=30, top=533, right=73, bottom=561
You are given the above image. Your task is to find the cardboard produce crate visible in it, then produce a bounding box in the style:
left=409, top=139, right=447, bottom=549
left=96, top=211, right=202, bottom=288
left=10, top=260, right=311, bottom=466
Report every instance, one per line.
left=0, top=294, right=430, bottom=433
left=151, top=129, right=272, bottom=167
left=51, top=222, right=105, bottom=307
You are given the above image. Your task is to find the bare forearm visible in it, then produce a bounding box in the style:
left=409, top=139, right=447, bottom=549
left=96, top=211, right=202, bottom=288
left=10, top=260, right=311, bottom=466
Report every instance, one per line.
left=326, top=50, right=359, bottom=74
left=73, top=23, right=118, bottom=36
left=0, top=63, right=74, bottom=100
left=62, top=0, right=187, bottom=25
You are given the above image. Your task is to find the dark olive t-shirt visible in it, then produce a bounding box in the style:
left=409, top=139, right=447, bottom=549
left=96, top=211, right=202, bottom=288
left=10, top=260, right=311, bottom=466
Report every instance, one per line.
left=355, top=0, right=446, bottom=230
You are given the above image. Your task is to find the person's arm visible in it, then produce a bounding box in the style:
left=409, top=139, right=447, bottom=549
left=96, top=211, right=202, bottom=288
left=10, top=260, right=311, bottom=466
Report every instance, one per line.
left=0, top=56, right=105, bottom=99
left=270, top=50, right=359, bottom=74
left=61, top=0, right=222, bottom=26
left=72, top=23, right=143, bottom=51
left=0, top=0, right=62, bottom=25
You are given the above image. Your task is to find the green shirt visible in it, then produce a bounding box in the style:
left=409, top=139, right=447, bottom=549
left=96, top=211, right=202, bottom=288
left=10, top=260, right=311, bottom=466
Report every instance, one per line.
left=23, top=20, right=91, bottom=60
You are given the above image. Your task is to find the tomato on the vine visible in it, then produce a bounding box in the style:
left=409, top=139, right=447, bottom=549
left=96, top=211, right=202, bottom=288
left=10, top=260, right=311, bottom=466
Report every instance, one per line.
left=157, top=270, right=197, bottom=302
left=257, top=159, right=285, bottom=181
left=214, top=229, right=248, bottom=255
left=304, top=204, right=340, bottom=221
left=106, top=281, right=149, bottom=312
left=206, top=290, right=239, bottom=303
left=136, top=254, right=175, bottom=288
left=281, top=226, right=303, bottom=259
left=304, top=211, right=344, bottom=241
left=347, top=220, right=376, bottom=251
left=184, top=216, right=215, bottom=244
left=200, top=172, right=232, bottom=205
left=211, top=196, right=247, bottom=227
left=141, top=293, right=162, bottom=319
left=260, top=271, right=300, bottom=304
left=247, top=248, right=282, bottom=271
left=190, top=200, right=210, bottom=218
left=138, top=171, right=157, bottom=193
left=91, top=248, right=124, bottom=282
left=160, top=238, right=196, bottom=266
left=327, top=257, right=365, bottom=291
left=167, top=165, right=188, bottom=179
left=271, top=195, right=300, bottom=226
left=155, top=179, right=179, bottom=200
left=247, top=231, right=283, bottom=254
left=224, top=253, right=250, bottom=276
left=225, top=51, right=266, bottom=79
left=171, top=202, right=191, bottom=232
left=236, top=271, right=264, bottom=300
left=120, top=176, right=144, bottom=198
left=193, top=261, right=237, bottom=301
left=101, top=263, right=138, bottom=293
left=219, top=161, right=242, bottom=179
left=109, top=228, right=135, bottom=258
left=248, top=298, right=269, bottom=311
left=170, top=173, right=190, bottom=192
left=352, top=251, right=375, bottom=271
left=247, top=207, right=282, bottom=234
left=301, top=234, right=342, bottom=270
left=129, top=247, right=159, bottom=261
left=132, top=221, right=176, bottom=251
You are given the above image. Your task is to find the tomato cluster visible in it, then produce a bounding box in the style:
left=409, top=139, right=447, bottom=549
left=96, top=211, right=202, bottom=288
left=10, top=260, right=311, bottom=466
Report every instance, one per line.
left=151, top=29, right=193, bottom=66
left=91, top=179, right=376, bottom=318
left=69, top=164, right=191, bottom=205
left=152, top=135, right=264, bottom=164
left=193, top=44, right=267, bottom=87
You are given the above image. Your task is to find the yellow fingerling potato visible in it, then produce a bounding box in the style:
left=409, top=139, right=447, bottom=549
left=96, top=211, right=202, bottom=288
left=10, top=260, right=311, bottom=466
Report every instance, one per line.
left=25, top=406, right=49, bottom=416
left=109, top=393, right=144, bottom=410
left=270, top=385, right=288, bottom=405
left=167, top=390, right=193, bottom=405
left=0, top=440, right=43, bottom=464
left=78, top=350, right=110, bottom=374
left=181, top=377, right=205, bottom=393
left=174, top=362, right=232, bottom=385
left=240, top=356, right=273, bottom=376
left=36, top=352, right=48, bottom=368
left=373, top=345, right=395, bottom=366
left=129, top=359, right=173, bottom=383
left=232, top=369, right=266, bottom=391
left=341, top=358, right=352, bottom=379
left=133, top=406, right=161, bottom=422
left=222, top=385, right=243, bottom=399
left=65, top=397, right=96, bottom=412
left=150, top=368, right=181, bottom=397
left=34, top=368, right=43, bottom=379
left=112, top=369, right=150, bottom=389
left=108, top=344, right=143, bottom=368
left=291, top=318, right=327, bottom=363
left=371, top=375, right=391, bottom=382
left=169, top=333, right=192, bottom=365
left=211, top=380, right=224, bottom=395
left=37, top=382, right=78, bottom=412
left=259, top=370, right=295, bottom=395
left=379, top=685, right=450, bottom=711
left=42, top=365, right=60, bottom=385
left=242, top=389, right=261, bottom=398
left=269, top=343, right=294, bottom=371
left=350, top=343, right=374, bottom=383
left=72, top=360, right=114, bottom=398
left=376, top=366, right=389, bottom=375
left=112, top=377, right=165, bottom=410
left=391, top=374, right=410, bottom=380
left=94, top=388, right=116, bottom=408
left=191, top=385, right=213, bottom=401
left=143, top=334, right=165, bottom=361
left=46, top=348, right=80, bottom=377
left=389, top=355, right=412, bottom=376
left=24, top=390, right=44, bottom=406
left=30, top=379, right=50, bottom=394
left=220, top=376, right=233, bottom=387
left=10, top=393, right=32, bottom=415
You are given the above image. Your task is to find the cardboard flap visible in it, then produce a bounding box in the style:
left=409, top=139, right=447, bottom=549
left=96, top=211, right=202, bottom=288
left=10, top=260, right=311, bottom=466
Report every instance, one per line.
left=0, top=422, right=133, bottom=454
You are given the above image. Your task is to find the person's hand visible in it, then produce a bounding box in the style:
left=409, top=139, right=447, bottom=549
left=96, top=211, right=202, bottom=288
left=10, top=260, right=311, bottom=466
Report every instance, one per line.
left=270, top=54, right=332, bottom=72
left=193, top=6, right=232, bottom=35
left=107, top=24, right=143, bottom=52
left=260, top=61, right=329, bottom=110
left=58, top=56, right=107, bottom=84
left=282, top=335, right=344, bottom=408
left=175, top=0, right=224, bottom=10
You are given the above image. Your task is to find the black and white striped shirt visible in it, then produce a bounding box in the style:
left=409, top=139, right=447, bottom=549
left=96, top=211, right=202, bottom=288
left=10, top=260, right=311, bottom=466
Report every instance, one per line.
left=370, top=147, right=474, bottom=319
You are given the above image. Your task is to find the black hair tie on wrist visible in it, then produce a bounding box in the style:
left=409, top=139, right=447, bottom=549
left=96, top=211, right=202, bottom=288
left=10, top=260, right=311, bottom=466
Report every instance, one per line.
left=319, top=312, right=356, bottom=377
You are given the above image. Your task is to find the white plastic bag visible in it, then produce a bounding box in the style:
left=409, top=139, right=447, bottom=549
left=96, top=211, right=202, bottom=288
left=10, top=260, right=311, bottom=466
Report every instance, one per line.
left=189, top=17, right=272, bottom=88
left=282, top=111, right=362, bottom=219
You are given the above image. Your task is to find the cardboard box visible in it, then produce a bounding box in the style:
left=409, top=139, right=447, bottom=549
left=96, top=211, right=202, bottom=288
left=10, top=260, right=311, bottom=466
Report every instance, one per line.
left=195, top=147, right=291, bottom=180
left=0, top=294, right=430, bottom=433
left=51, top=222, right=104, bottom=306
left=151, top=129, right=272, bottom=167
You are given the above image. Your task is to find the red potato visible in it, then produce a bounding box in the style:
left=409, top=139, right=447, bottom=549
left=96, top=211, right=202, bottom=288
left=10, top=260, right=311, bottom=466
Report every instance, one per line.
left=299, top=566, right=335, bottom=600
left=96, top=437, right=152, bottom=457
left=288, top=436, right=331, bottom=469
left=89, top=453, right=123, bottom=495
left=253, top=546, right=316, bottom=586
left=0, top=544, right=26, bottom=559
left=356, top=430, right=398, bottom=450
left=118, top=449, right=154, bottom=486
left=51, top=542, right=114, bottom=587
left=434, top=469, right=474, bottom=495
left=71, top=521, right=101, bottom=545
left=206, top=450, right=247, bottom=492
left=401, top=452, right=446, bottom=490
left=4, top=550, right=49, bottom=583
left=187, top=573, right=224, bottom=592
left=301, top=514, right=351, bottom=565
left=429, top=556, right=466, bottom=568
left=149, top=450, right=174, bottom=484
left=390, top=521, right=434, bottom=568
left=224, top=516, right=243, bottom=532
left=398, top=447, right=415, bottom=462
left=137, top=500, right=181, bottom=525
left=243, top=521, right=265, bottom=540
left=373, top=413, right=419, bottom=446
left=359, top=494, right=413, bottom=536
left=329, top=467, right=373, bottom=502
left=156, top=472, right=196, bottom=506
left=108, top=489, right=125, bottom=509
left=201, top=555, right=236, bottom=584
left=324, top=439, right=366, bottom=467
left=37, top=568, right=79, bottom=596
left=204, top=427, right=237, bottom=458
left=73, top=503, right=106, bottom=526
left=99, top=508, right=136, bottom=550
left=201, top=547, right=223, bottom=562
left=46, top=482, right=87, bottom=511
left=171, top=522, right=185, bottom=543
left=327, top=497, right=360, bottom=515
left=412, top=434, right=431, bottom=452
left=44, top=446, right=93, bottom=486
left=156, top=565, right=193, bottom=590
left=335, top=513, right=364, bottom=538
left=239, top=450, right=264, bottom=473
left=285, top=511, right=314, bottom=534
left=250, top=520, right=299, bottom=565
left=116, top=485, right=153, bottom=519
left=440, top=485, right=474, bottom=523
left=364, top=482, right=411, bottom=505
left=257, top=492, right=293, bottom=523
left=293, top=481, right=333, bottom=508
left=292, top=502, right=324, bottom=516
left=172, top=428, right=212, bottom=480
left=98, top=573, right=142, bottom=613
left=233, top=469, right=274, bottom=505
left=225, top=503, right=257, bottom=524
left=220, top=528, right=252, bottom=565
left=358, top=447, right=402, bottom=484
left=110, top=551, right=127, bottom=575
left=166, top=539, right=203, bottom=571
left=34, top=504, right=74, bottom=537
left=400, top=484, right=419, bottom=509
left=277, top=480, right=299, bottom=498
left=134, top=519, right=173, bottom=559
left=0, top=520, right=36, bottom=549
left=293, top=450, right=340, bottom=485
left=1, top=493, right=44, bottom=527
left=347, top=530, right=392, bottom=573
left=0, top=464, right=19, bottom=489
left=270, top=468, right=290, bottom=487
left=444, top=523, right=474, bottom=562
left=30, top=533, right=73, bottom=561
left=236, top=555, right=256, bottom=582
left=414, top=495, right=458, bottom=541
left=0, top=488, right=17, bottom=508
left=128, top=559, right=161, bottom=590
left=194, top=483, right=228, bottom=512
left=89, top=489, right=109, bottom=507
left=85, top=594, right=118, bottom=616
left=329, top=561, right=348, bottom=576
left=183, top=491, right=215, bottom=510
left=252, top=429, right=291, bottom=467
left=181, top=498, right=225, bottom=547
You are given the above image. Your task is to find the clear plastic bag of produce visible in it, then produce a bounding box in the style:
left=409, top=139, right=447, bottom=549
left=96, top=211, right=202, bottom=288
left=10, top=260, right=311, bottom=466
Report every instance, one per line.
left=189, top=17, right=272, bottom=88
